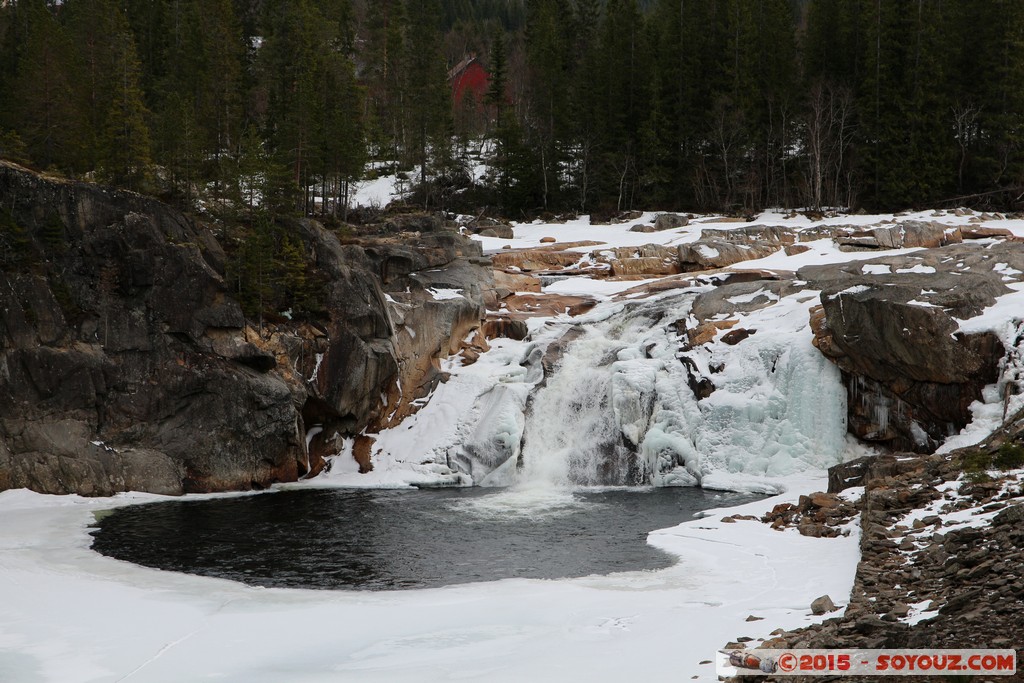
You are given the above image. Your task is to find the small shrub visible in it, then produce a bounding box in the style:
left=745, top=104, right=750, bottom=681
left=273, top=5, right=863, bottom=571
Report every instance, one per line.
left=964, top=470, right=993, bottom=484
left=994, top=442, right=1024, bottom=470
left=961, top=450, right=994, bottom=473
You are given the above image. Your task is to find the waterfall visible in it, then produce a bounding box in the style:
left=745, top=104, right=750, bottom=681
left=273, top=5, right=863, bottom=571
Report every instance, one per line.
left=505, top=291, right=851, bottom=493
left=519, top=334, right=640, bottom=487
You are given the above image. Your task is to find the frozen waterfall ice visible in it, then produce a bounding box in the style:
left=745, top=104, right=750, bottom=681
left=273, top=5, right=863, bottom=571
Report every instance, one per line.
left=478, top=289, right=852, bottom=493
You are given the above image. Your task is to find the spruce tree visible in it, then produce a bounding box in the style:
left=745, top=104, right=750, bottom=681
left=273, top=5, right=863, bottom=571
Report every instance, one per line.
left=858, top=0, right=952, bottom=209
left=11, top=1, right=84, bottom=172
left=99, top=29, right=153, bottom=191
left=403, top=0, right=453, bottom=206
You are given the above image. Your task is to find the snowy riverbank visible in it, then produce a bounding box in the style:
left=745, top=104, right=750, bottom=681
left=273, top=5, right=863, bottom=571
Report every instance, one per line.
left=0, top=475, right=858, bottom=682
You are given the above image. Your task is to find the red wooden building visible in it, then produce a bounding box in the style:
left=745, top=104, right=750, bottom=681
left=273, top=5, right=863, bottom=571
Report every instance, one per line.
left=449, top=54, right=490, bottom=109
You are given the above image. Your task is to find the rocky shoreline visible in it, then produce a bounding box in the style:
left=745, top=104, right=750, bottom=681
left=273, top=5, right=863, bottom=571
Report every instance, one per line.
left=721, top=431, right=1024, bottom=681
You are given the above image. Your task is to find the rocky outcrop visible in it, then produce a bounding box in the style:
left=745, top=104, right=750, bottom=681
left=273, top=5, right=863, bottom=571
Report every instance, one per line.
left=834, top=220, right=962, bottom=251
left=677, top=226, right=796, bottom=271
left=801, top=244, right=1023, bottom=453
left=0, top=161, right=490, bottom=495
left=748, top=449, right=1024, bottom=674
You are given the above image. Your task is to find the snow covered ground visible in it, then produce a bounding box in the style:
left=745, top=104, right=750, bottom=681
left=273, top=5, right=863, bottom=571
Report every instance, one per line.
left=0, top=480, right=858, bottom=682
left=4, top=207, right=1024, bottom=681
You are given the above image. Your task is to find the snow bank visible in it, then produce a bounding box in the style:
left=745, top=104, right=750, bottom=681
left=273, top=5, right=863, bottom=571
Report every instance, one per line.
left=0, top=477, right=859, bottom=683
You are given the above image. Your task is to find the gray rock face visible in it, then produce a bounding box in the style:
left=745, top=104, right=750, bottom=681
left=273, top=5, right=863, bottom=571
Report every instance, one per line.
left=0, top=161, right=490, bottom=495
left=802, top=244, right=1024, bottom=452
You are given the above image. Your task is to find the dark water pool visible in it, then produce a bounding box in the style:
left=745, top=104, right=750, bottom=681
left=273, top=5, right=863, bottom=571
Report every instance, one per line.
left=91, top=486, right=760, bottom=590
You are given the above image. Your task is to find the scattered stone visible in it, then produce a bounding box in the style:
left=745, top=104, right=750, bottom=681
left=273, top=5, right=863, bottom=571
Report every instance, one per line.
left=539, top=236, right=557, bottom=243
left=654, top=213, right=688, bottom=231
left=629, top=223, right=656, bottom=233
left=745, top=615, right=764, bottom=622
left=721, top=328, right=755, bottom=345
left=811, top=595, right=837, bottom=615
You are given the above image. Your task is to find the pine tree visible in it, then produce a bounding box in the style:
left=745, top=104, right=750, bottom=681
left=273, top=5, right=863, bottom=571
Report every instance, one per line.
left=524, top=0, right=570, bottom=211
left=858, top=0, right=952, bottom=209
left=403, top=0, right=453, bottom=207
left=362, top=0, right=408, bottom=163
left=260, top=0, right=327, bottom=214
left=99, top=29, right=153, bottom=191
left=316, top=46, right=367, bottom=219
left=11, top=1, right=85, bottom=172
left=592, top=0, right=649, bottom=212
left=64, top=0, right=129, bottom=171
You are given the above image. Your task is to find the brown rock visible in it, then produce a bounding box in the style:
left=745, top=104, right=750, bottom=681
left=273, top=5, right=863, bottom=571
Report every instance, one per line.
left=352, top=435, right=376, bottom=473
left=961, top=226, right=1013, bottom=240
left=491, top=249, right=581, bottom=272
left=502, top=293, right=597, bottom=318
left=686, top=320, right=738, bottom=347
left=721, top=328, right=755, bottom=345
left=811, top=595, right=837, bottom=615
left=610, top=257, right=681, bottom=277
left=493, top=270, right=542, bottom=296
left=540, top=236, right=557, bottom=243
left=810, top=492, right=842, bottom=508
left=677, top=240, right=780, bottom=270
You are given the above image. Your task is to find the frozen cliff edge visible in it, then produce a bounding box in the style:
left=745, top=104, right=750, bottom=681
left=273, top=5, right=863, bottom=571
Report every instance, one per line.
left=322, top=218, right=1024, bottom=493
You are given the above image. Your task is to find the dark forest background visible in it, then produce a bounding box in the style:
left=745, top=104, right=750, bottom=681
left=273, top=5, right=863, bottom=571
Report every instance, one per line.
left=3, top=0, right=1024, bottom=220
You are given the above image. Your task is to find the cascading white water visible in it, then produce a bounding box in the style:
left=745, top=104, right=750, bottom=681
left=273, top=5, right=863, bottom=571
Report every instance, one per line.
left=519, top=335, right=630, bottom=487
left=505, top=290, right=852, bottom=494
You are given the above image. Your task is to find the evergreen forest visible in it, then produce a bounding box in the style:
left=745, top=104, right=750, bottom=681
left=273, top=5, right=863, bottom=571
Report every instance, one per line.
left=2, top=0, right=1024, bottom=221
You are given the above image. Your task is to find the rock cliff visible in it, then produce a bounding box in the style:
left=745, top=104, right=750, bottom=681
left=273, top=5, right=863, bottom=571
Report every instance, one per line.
left=801, top=244, right=1021, bottom=452
left=0, top=161, right=490, bottom=495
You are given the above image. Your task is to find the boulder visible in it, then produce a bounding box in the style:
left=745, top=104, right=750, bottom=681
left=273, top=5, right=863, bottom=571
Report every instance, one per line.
left=721, top=328, right=755, bottom=345
left=610, top=257, right=680, bottom=277
left=678, top=239, right=781, bottom=270
left=690, top=281, right=800, bottom=322
left=699, top=225, right=797, bottom=246
left=493, top=270, right=542, bottom=297
left=653, top=213, right=689, bottom=231
left=961, top=226, right=1012, bottom=240
left=501, top=293, right=597, bottom=318
left=382, top=212, right=445, bottom=234
left=492, top=249, right=581, bottom=272
left=479, top=226, right=514, bottom=239
left=811, top=595, right=838, bottom=615
left=465, top=218, right=515, bottom=239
